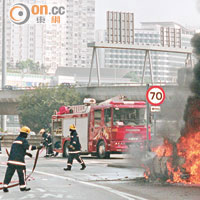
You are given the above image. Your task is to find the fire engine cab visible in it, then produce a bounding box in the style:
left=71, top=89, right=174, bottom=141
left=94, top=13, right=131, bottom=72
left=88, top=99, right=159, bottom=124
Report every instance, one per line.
left=52, top=97, right=151, bottom=158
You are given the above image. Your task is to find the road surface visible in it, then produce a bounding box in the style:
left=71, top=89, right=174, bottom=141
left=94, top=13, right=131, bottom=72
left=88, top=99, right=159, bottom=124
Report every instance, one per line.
left=0, top=149, right=200, bottom=200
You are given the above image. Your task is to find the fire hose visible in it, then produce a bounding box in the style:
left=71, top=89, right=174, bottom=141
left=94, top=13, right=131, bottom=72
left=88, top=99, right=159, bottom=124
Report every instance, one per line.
left=0, top=148, right=41, bottom=190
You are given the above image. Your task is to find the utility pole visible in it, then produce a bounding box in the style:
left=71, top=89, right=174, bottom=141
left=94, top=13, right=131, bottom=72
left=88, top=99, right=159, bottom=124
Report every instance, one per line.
left=1, top=0, right=6, bottom=131
left=146, top=83, right=150, bottom=151
left=2, top=0, right=6, bottom=88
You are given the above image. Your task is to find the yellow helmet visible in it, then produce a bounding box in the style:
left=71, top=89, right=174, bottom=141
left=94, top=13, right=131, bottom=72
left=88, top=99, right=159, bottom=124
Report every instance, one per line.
left=39, top=129, right=45, bottom=134
left=20, top=126, right=31, bottom=134
left=69, top=124, right=76, bottom=130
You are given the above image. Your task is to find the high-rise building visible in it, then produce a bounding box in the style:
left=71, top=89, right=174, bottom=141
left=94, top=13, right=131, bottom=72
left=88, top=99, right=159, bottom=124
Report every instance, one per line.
left=65, top=0, right=95, bottom=69
left=0, top=0, right=95, bottom=75
left=0, top=0, right=12, bottom=67
left=99, top=18, right=195, bottom=83
left=0, top=0, right=46, bottom=69
left=106, top=11, right=134, bottom=44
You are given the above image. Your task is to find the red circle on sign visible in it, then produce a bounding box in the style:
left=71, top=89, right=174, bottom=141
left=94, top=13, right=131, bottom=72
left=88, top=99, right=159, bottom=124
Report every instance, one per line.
left=146, top=86, right=165, bottom=106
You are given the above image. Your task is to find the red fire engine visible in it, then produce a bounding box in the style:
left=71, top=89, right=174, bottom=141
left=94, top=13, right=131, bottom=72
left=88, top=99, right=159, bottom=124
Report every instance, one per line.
left=52, top=97, right=151, bottom=158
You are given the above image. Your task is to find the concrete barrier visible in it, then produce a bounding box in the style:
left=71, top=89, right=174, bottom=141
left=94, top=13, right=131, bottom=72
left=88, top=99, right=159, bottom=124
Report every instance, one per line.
left=1, top=134, right=43, bottom=147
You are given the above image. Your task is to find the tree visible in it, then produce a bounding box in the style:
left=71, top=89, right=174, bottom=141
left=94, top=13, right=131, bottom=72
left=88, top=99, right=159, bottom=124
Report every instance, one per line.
left=16, top=59, right=45, bottom=74
left=18, top=85, right=83, bottom=134
left=123, top=71, right=140, bottom=83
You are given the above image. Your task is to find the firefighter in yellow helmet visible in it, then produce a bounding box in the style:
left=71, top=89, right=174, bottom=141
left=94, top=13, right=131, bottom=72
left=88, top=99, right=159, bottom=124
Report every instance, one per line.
left=0, top=133, right=4, bottom=154
left=3, top=126, right=42, bottom=192
left=64, top=125, right=86, bottom=171
left=40, top=128, right=54, bottom=157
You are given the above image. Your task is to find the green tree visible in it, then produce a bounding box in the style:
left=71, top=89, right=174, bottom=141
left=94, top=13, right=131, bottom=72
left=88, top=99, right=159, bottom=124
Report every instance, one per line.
left=123, top=71, right=140, bottom=83
left=16, top=59, right=44, bottom=74
left=18, top=85, right=83, bottom=134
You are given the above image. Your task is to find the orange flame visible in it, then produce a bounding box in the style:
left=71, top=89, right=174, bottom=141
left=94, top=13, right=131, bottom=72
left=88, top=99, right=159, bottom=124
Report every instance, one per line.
left=143, top=167, right=150, bottom=179
left=152, top=138, right=173, bottom=157
left=176, top=132, right=200, bottom=184
left=149, top=132, right=200, bottom=184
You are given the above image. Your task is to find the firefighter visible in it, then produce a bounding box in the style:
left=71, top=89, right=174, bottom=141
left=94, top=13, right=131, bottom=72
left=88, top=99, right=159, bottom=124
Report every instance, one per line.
left=64, top=124, right=86, bottom=171
left=2, top=126, right=42, bottom=192
left=40, top=129, right=54, bottom=157
left=0, top=134, right=3, bottom=154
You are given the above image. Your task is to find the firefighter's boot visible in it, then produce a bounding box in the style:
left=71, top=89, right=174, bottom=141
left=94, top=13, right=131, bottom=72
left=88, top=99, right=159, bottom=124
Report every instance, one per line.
left=80, top=163, right=86, bottom=170
left=54, top=152, right=59, bottom=157
left=3, top=187, right=8, bottom=192
left=64, top=166, right=71, bottom=171
left=20, top=187, right=31, bottom=192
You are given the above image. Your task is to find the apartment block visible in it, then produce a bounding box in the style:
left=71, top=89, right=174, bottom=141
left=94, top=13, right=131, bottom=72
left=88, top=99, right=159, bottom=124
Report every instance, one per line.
left=0, top=0, right=95, bottom=74
left=99, top=17, right=194, bottom=83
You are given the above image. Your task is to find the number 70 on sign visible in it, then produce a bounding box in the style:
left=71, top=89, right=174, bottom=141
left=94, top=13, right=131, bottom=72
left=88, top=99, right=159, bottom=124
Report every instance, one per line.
left=146, top=86, right=165, bottom=106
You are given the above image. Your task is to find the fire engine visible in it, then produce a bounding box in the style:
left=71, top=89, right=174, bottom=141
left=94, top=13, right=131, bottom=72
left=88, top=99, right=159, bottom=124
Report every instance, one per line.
left=52, top=97, right=151, bottom=158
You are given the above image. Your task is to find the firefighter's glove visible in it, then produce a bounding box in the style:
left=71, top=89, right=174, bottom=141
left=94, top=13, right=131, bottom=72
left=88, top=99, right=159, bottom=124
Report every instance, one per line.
left=37, top=145, right=43, bottom=150
left=26, top=152, right=32, bottom=158
left=69, top=145, right=75, bottom=150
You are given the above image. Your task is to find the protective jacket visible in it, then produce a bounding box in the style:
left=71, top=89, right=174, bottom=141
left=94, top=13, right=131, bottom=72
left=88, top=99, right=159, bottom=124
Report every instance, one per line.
left=68, top=130, right=81, bottom=153
left=7, top=133, right=36, bottom=166
left=0, top=135, right=3, bottom=152
left=42, top=132, right=54, bottom=156
left=42, top=132, right=52, bottom=147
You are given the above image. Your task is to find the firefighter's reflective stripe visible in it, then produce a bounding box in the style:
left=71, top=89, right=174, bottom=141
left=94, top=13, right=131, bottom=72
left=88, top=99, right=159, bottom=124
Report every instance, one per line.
left=67, top=163, right=72, bottom=166
left=3, top=184, right=8, bottom=188
left=68, top=151, right=81, bottom=154
left=48, top=143, right=52, bottom=146
left=79, top=157, right=84, bottom=164
left=73, top=141, right=76, bottom=144
left=20, top=185, right=26, bottom=188
left=22, top=169, right=26, bottom=187
left=13, top=141, right=23, bottom=144
left=7, top=160, right=25, bottom=166
left=29, top=145, right=32, bottom=151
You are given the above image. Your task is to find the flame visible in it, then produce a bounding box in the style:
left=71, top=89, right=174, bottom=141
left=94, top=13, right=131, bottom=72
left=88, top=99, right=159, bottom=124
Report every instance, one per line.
left=166, top=160, right=183, bottom=183
left=143, top=167, right=150, bottom=179
left=152, top=138, right=173, bottom=157
left=147, top=132, right=200, bottom=184
left=175, top=132, right=200, bottom=184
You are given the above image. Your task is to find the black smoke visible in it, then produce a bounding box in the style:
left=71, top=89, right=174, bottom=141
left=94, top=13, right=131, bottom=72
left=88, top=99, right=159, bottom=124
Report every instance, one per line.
left=182, top=33, right=200, bottom=135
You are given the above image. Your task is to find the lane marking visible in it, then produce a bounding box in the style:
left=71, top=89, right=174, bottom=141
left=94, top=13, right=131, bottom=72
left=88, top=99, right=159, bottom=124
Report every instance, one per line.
left=0, top=165, right=149, bottom=200
left=31, top=169, right=149, bottom=200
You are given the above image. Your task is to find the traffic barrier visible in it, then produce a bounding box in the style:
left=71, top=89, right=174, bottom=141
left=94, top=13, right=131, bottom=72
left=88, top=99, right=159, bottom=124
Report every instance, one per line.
left=1, top=134, right=42, bottom=147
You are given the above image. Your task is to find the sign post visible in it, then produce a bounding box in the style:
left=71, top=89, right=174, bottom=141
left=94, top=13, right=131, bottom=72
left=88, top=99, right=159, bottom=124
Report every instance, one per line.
left=146, top=84, right=150, bottom=150
left=151, top=106, right=161, bottom=137
left=146, top=86, right=165, bottom=146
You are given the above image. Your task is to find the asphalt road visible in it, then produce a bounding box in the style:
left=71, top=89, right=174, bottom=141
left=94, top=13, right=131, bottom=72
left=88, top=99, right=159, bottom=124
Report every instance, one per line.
left=0, top=149, right=200, bottom=200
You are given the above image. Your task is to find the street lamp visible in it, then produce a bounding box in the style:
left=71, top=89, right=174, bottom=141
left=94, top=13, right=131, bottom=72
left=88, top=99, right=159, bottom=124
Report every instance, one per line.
left=2, top=0, right=6, bottom=89
left=1, top=0, right=6, bottom=131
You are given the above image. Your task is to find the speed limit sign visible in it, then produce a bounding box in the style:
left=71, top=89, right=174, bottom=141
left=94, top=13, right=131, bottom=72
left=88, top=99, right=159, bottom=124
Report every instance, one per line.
left=146, top=86, right=165, bottom=106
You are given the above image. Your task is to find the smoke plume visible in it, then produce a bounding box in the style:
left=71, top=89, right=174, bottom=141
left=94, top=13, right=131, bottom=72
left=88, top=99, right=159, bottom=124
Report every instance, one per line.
left=182, top=33, right=200, bottom=135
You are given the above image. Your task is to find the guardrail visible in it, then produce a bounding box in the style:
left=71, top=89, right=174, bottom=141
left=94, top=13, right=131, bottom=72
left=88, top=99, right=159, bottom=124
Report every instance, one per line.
left=1, top=135, right=43, bottom=147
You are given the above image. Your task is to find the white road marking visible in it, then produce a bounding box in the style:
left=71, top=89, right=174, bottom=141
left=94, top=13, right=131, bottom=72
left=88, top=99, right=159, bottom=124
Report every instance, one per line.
left=32, top=170, right=149, bottom=200
left=36, top=188, right=46, bottom=192
left=0, top=164, right=149, bottom=200
left=40, top=194, right=64, bottom=199
left=18, top=193, right=64, bottom=199
left=19, top=194, right=35, bottom=199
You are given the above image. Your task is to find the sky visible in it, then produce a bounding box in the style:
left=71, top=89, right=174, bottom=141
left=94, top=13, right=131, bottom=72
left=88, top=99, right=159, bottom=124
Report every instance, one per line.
left=95, top=0, right=200, bottom=30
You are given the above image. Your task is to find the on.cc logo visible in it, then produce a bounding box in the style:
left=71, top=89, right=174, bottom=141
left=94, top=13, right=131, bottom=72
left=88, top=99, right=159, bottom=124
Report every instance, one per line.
left=9, top=3, right=30, bottom=25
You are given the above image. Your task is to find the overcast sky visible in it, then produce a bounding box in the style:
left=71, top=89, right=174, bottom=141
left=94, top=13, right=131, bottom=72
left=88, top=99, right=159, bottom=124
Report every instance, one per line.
left=95, top=0, right=200, bottom=30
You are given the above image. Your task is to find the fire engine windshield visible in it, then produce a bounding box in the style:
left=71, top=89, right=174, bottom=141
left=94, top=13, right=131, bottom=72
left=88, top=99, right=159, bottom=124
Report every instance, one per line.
left=113, top=108, right=146, bottom=126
